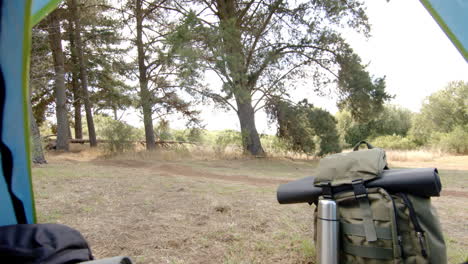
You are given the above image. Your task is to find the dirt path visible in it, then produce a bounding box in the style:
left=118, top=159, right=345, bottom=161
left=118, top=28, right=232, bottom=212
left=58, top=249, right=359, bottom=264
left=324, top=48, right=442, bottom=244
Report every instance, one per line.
left=158, top=164, right=290, bottom=186
left=93, top=159, right=467, bottom=198
left=441, top=190, right=468, bottom=198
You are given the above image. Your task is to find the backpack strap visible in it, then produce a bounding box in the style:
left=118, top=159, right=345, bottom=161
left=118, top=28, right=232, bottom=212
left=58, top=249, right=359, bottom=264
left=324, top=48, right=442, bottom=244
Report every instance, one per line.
left=352, top=140, right=390, bottom=169
left=340, top=222, right=392, bottom=240
left=352, top=140, right=374, bottom=151
left=352, top=179, right=377, bottom=242
left=342, top=240, right=394, bottom=260
left=317, top=181, right=333, bottom=199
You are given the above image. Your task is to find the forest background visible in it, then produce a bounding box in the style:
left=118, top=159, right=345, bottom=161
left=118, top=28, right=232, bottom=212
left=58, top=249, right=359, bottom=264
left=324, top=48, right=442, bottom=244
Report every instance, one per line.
left=29, top=0, right=468, bottom=163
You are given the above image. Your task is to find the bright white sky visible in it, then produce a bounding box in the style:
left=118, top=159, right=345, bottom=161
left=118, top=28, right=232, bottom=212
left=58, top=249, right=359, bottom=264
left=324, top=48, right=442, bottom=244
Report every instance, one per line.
left=123, top=0, right=468, bottom=134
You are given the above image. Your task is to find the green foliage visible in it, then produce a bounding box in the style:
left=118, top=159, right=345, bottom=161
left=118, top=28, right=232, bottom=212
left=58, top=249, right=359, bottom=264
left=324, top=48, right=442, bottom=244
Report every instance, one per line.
left=372, top=105, right=413, bottom=137
left=409, top=81, right=468, bottom=144
left=154, top=120, right=173, bottom=141
left=336, top=105, right=413, bottom=146
left=337, top=52, right=393, bottom=122
left=428, top=125, right=468, bottom=154
left=39, top=121, right=53, bottom=137
left=212, top=130, right=242, bottom=155
left=260, top=135, right=291, bottom=156
left=30, top=27, right=54, bottom=126
left=372, top=135, right=418, bottom=150
left=337, top=82, right=467, bottom=153
left=186, top=128, right=204, bottom=143
left=96, top=115, right=140, bottom=153
left=308, top=107, right=342, bottom=156
left=267, top=99, right=341, bottom=156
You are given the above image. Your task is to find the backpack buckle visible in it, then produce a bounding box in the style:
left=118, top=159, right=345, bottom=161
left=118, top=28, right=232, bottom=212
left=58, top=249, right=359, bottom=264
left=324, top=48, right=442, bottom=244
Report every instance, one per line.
left=351, top=179, right=367, bottom=199
left=318, top=181, right=333, bottom=199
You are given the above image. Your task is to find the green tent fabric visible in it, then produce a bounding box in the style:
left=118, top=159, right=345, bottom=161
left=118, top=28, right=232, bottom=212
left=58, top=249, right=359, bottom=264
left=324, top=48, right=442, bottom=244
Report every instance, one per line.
left=420, top=0, right=468, bottom=62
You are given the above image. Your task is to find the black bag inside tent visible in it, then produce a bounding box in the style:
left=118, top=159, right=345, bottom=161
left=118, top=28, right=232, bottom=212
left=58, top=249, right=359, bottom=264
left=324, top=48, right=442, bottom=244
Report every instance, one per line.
left=0, top=224, right=133, bottom=264
left=0, top=224, right=93, bottom=264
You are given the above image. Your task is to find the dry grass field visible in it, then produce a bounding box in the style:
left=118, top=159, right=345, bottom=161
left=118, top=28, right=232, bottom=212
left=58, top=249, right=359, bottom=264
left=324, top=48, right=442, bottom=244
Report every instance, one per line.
left=32, top=146, right=468, bottom=264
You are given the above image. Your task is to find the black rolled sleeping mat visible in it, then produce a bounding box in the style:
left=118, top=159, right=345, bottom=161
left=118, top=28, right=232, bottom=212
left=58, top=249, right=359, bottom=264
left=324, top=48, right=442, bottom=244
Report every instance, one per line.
left=277, top=168, right=441, bottom=204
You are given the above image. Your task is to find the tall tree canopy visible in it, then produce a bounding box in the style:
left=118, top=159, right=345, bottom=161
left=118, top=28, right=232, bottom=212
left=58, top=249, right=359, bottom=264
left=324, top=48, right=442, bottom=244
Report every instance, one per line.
left=170, top=0, right=391, bottom=155
left=118, top=0, right=200, bottom=150
left=65, top=0, right=131, bottom=139
left=32, top=0, right=134, bottom=141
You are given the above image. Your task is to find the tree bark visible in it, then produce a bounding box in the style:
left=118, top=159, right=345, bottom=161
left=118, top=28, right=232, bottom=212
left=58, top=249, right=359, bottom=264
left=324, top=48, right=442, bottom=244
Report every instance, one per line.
left=28, top=88, right=47, bottom=164
left=72, top=76, right=82, bottom=139
left=47, top=11, right=70, bottom=151
left=69, top=0, right=97, bottom=147
left=67, top=15, right=83, bottom=139
left=29, top=110, right=47, bottom=163
left=113, top=107, right=118, bottom=120
left=236, top=97, right=264, bottom=156
left=136, top=0, right=156, bottom=150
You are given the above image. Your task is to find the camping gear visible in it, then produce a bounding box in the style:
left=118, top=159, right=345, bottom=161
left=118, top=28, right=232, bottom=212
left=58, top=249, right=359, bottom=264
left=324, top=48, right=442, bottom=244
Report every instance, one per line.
left=277, top=141, right=447, bottom=263
left=316, top=199, right=339, bottom=264
left=0, top=224, right=133, bottom=264
left=277, top=168, right=441, bottom=204
left=0, top=224, right=93, bottom=263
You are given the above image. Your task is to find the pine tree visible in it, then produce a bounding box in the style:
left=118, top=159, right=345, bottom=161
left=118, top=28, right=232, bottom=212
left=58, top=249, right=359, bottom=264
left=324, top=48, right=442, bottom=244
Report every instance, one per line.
left=119, top=0, right=200, bottom=150
left=46, top=10, right=70, bottom=151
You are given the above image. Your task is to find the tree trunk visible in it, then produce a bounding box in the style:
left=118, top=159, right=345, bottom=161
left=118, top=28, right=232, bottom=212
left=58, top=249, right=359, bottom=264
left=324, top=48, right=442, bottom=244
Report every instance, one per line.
left=67, top=16, right=83, bottom=139
left=215, top=3, right=265, bottom=156
left=68, top=123, right=73, bottom=139
left=136, top=0, right=156, bottom=150
left=29, top=110, right=47, bottom=164
left=47, top=11, right=70, bottom=151
left=69, top=0, right=97, bottom=147
left=113, top=107, right=118, bottom=120
left=28, top=88, right=47, bottom=164
left=236, top=98, right=264, bottom=156
left=72, top=77, right=82, bottom=139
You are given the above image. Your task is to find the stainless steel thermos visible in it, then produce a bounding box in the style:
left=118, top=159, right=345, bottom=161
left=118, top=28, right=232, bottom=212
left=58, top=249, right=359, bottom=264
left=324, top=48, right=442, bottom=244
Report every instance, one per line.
left=317, top=198, right=339, bottom=264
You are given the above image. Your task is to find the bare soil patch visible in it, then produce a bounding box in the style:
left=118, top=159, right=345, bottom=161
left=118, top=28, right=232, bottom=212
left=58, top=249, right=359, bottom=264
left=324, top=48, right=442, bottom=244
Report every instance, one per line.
left=441, top=190, right=468, bottom=198
left=158, top=164, right=289, bottom=186
left=93, top=159, right=468, bottom=198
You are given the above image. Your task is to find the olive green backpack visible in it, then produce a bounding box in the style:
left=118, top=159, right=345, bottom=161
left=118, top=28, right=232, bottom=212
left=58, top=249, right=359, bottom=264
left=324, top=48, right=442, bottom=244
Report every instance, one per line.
left=312, top=141, right=447, bottom=264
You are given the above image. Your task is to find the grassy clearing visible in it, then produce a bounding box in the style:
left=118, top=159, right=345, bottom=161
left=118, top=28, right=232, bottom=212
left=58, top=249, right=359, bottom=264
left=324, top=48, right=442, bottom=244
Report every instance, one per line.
left=33, top=149, right=468, bottom=263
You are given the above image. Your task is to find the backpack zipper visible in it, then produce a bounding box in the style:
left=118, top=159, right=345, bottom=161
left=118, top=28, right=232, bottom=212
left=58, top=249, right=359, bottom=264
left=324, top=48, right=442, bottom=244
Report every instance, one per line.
left=399, top=193, right=428, bottom=258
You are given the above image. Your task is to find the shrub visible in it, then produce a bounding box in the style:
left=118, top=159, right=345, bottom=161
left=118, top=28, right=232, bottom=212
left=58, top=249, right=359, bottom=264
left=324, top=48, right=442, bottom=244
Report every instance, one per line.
left=98, top=117, right=139, bottom=153
left=154, top=120, right=173, bottom=141
left=186, top=128, right=204, bottom=143
left=172, top=130, right=187, bottom=142
left=261, top=135, right=291, bottom=156
left=372, top=135, right=418, bottom=150
left=212, top=130, right=242, bottom=155
left=266, top=99, right=341, bottom=156
left=429, top=125, right=468, bottom=154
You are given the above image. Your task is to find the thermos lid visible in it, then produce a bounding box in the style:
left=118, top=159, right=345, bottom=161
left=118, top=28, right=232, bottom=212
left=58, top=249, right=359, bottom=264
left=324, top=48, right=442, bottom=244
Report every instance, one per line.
left=318, top=199, right=338, bottom=221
